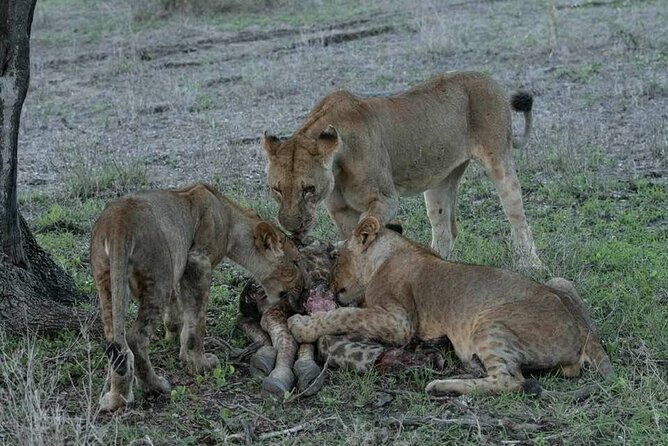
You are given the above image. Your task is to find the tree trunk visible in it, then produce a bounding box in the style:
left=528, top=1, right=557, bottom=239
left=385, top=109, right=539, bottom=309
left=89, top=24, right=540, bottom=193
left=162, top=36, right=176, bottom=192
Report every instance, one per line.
left=0, top=0, right=32, bottom=267
left=0, top=217, right=97, bottom=333
left=0, top=0, right=96, bottom=335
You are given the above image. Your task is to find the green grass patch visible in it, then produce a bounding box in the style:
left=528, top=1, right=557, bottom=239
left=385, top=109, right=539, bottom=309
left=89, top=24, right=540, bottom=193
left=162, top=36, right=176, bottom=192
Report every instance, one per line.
left=10, top=154, right=668, bottom=445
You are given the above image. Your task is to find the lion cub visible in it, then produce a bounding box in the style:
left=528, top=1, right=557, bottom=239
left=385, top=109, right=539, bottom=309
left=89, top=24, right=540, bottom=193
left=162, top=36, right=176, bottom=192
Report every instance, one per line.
left=288, top=217, right=612, bottom=395
left=90, top=183, right=303, bottom=411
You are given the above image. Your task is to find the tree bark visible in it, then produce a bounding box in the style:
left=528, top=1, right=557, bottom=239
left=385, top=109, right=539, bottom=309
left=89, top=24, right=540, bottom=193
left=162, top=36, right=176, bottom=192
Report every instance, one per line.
left=0, top=0, right=96, bottom=335
left=0, top=0, right=33, bottom=267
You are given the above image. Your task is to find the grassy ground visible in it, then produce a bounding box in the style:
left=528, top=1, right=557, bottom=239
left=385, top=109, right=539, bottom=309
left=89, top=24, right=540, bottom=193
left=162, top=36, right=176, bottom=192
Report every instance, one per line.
left=2, top=0, right=667, bottom=444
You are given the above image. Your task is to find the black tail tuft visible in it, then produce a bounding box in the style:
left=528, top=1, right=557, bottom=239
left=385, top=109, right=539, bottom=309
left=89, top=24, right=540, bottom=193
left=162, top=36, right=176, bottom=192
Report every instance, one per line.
left=105, top=341, right=128, bottom=375
left=385, top=220, right=403, bottom=235
left=521, top=378, right=543, bottom=397
left=511, top=91, right=533, bottom=113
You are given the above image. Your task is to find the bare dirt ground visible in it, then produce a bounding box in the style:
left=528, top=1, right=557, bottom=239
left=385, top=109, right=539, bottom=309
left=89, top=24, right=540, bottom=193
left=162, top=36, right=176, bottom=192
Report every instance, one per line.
left=6, top=0, right=667, bottom=445
left=21, top=0, right=667, bottom=197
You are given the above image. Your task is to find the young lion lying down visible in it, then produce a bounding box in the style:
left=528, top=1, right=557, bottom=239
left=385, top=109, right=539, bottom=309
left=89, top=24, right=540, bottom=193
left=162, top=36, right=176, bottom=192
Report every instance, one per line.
left=288, top=217, right=613, bottom=395
left=90, top=183, right=304, bottom=411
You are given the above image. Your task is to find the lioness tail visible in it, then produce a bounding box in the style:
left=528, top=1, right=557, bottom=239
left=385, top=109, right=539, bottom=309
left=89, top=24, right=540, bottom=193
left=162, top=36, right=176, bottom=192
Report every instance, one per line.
left=511, top=91, right=533, bottom=149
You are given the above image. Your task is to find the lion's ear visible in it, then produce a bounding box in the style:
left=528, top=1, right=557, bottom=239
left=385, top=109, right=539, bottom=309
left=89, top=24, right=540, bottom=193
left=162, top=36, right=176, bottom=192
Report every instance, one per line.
left=315, top=125, right=339, bottom=156
left=354, top=216, right=381, bottom=251
left=262, top=131, right=281, bottom=157
left=254, top=221, right=284, bottom=257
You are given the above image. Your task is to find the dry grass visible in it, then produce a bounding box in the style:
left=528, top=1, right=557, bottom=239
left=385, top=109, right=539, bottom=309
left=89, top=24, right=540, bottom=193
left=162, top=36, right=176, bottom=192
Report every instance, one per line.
left=132, top=0, right=279, bottom=22
left=0, top=330, right=114, bottom=445
left=411, top=0, right=468, bottom=57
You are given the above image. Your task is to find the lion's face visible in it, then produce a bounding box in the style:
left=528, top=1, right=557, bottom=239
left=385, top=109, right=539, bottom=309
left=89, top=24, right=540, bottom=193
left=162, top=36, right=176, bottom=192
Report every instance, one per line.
left=331, top=241, right=366, bottom=306
left=331, top=216, right=383, bottom=306
left=253, top=222, right=305, bottom=304
left=262, top=128, right=339, bottom=237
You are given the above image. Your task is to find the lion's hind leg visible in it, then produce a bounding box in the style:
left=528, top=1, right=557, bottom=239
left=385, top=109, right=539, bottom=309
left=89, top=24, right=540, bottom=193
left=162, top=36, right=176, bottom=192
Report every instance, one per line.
left=423, top=160, right=469, bottom=258
left=425, top=354, right=527, bottom=396
left=475, top=149, right=541, bottom=269
left=427, top=321, right=535, bottom=396
left=163, top=290, right=182, bottom=342
left=127, top=274, right=172, bottom=396
left=99, top=342, right=135, bottom=411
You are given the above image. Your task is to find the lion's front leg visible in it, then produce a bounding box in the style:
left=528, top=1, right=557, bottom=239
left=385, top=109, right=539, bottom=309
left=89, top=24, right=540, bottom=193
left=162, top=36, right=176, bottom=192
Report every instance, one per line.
left=360, top=195, right=399, bottom=228
left=288, top=305, right=413, bottom=346
left=325, top=187, right=361, bottom=238
left=178, top=250, right=220, bottom=375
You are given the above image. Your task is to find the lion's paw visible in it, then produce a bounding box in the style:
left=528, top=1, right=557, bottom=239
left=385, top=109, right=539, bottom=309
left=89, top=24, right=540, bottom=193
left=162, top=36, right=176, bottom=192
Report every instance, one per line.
left=287, top=315, right=318, bottom=343
left=99, top=389, right=133, bottom=411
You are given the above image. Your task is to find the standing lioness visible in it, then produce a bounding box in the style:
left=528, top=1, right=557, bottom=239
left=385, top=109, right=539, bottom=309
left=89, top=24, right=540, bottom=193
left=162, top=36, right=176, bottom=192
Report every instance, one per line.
left=263, top=71, right=540, bottom=267
left=288, top=217, right=612, bottom=395
left=90, top=183, right=303, bottom=411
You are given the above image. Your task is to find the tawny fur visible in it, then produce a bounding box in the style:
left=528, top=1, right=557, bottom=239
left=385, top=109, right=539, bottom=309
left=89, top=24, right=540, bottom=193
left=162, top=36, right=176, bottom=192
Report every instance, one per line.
left=263, top=71, right=540, bottom=267
left=288, top=217, right=612, bottom=396
left=90, top=183, right=303, bottom=411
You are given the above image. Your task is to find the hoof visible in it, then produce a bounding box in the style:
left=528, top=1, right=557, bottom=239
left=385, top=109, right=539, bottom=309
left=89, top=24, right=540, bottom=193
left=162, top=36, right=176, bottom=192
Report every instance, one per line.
left=250, top=346, right=277, bottom=377
left=261, top=367, right=294, bottom=399
left=261, top=377, right=291, bottom=399
left=293, top=359, right=325, bottom=396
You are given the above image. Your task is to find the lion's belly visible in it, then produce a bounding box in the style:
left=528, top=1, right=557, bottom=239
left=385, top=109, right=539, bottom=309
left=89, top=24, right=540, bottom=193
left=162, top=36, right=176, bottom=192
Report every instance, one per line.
left=390, top=144, right=468, bottom=194
left=394, top=174, right=451, bottom=195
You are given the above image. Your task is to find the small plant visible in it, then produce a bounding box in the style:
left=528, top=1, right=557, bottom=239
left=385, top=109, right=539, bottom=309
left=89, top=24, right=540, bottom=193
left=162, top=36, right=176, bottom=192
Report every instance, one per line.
left=195, top=364, right=236, bottom=388
left=190, top=93, right=215, bottom=112
left=170, top=385, right=188, bottom=403
left=557, top=62, right=602, bottom=83
left=212, top=364, right=235, bottom=388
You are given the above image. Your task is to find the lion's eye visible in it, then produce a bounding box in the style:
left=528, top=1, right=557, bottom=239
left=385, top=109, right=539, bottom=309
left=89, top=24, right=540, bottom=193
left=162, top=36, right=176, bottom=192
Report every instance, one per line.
left=301, top=185, right=316, bottom=198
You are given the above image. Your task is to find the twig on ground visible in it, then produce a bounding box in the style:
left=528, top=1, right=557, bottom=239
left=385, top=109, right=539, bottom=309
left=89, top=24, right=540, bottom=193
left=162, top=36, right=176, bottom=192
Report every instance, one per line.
left=385, top=414, right=544, bottom=433
left=226, top=416, right=337, bottom=443
left=205, top=336, right=263, bottom=362
left=225, top=403, right=278, bottom=429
